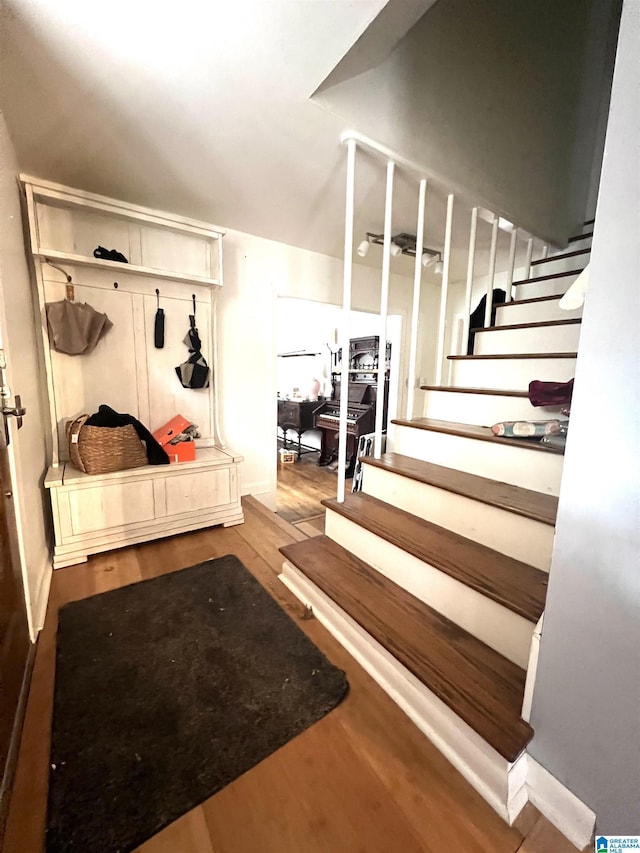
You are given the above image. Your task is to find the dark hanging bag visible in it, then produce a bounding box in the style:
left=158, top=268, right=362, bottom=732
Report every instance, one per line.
left=154, top=289, right=165, bottom=349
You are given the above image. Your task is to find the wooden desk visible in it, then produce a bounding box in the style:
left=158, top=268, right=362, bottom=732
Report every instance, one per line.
left=277, top=400, right=320, bottom=459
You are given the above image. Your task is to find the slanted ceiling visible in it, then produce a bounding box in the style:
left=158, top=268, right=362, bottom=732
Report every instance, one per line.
left=0, top=0, right=618, bottom=279
left=314, top=0, right=621, bottom=247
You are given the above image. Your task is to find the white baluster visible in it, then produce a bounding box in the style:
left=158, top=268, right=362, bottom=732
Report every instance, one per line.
left=405, top=178, right=427, bottom=419
left=374, top=160, right=395, bottom=459
left=435, top=194, right=454, bottom=384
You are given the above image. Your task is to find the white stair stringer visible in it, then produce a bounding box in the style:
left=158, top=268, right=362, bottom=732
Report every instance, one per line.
left=324, top=509, right=535, bottom=669
left=449, top=355, right=576, bottom=390
left=422, top=388, right=564, bottom=427
left=279, top=560, right=529, bottom=825
left=391, top=423, right=563, bottom=495
left=360, top=463, right=553, bottom=572
left=496, top=297, right=582, bottom=325
left=473, top=322, right=580, bottom=355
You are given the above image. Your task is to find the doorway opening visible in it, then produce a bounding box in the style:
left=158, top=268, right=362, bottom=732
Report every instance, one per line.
left=275, top=297, right=402, bottom=531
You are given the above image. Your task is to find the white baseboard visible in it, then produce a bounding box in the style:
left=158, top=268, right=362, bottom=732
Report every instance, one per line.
left=242, top=479, right=274, bottom=500
left=525, top=755, right=596, bottom=850
left=32, top=558, right=53, bottom=638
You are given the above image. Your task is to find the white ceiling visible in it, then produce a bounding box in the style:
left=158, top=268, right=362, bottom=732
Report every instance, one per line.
left=0, top=0, right=531, bottom=281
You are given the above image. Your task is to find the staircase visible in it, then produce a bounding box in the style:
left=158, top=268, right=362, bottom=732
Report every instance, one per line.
left=279, top=224, right=591, bottom=823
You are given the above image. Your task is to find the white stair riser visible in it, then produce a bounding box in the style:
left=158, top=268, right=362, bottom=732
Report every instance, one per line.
left=391, top=425, right=563, bottom=495
left=474, top=323, right=580, bottom=355
left=450, top=356, right=576, bottom=390
left=514, top=275, right=578, bottom=299
left=325, top=509, right=534, bottom=668
left=529, top=256, right=589, bottom=277
left=496, top=299, right=582, bottom=325
left=361, top=464, right=553, bottom=571
left=422, top=389, right=564, bottom=426
left=279, top=562, right=526, bottom=823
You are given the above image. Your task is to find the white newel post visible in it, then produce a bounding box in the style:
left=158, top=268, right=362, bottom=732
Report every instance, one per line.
left=336, top=139, right=356, bottom=503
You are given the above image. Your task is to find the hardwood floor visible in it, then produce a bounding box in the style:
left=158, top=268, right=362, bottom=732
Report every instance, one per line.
left=3, top=496, right=584, bottom=853
left=276, top=448, right=349, bottom=525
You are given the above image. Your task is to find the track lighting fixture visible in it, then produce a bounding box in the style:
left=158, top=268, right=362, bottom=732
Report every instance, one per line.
left=358, top=231, right=442, bottom=272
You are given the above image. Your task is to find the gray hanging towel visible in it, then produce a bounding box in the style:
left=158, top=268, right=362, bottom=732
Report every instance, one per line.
left=175, top=294, right=210, bottom=389
left=46, top=300, right=113, bottom=356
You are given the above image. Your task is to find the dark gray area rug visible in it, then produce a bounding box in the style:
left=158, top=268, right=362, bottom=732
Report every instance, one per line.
left=46, top=555, right=348, bottom=853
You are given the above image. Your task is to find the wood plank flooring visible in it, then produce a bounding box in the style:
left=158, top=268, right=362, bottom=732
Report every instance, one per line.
left=276, top=449, right=343, bottom=524
left=3, top=496, right=584, bottom=853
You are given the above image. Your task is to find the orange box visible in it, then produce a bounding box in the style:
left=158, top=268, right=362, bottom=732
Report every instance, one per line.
left=153, top=415, right=195, bottom=463
left=152, top=414, right=191, bottom=446
left=165, top=441, right=196, bottom=464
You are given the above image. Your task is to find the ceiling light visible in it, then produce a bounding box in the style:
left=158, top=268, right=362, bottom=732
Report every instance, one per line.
left=358, top=231, right=442, bottom=266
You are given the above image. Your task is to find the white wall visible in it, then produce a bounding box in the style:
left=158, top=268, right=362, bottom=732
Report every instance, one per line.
left=529, top=0, right=639, bottom=833
left=0, top=111, right=52, bottom=638
left=218, top=230, right=431, bottom=507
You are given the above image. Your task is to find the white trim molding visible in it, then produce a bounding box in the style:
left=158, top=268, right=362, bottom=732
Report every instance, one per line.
left=525, top=755, right=596, bottom=850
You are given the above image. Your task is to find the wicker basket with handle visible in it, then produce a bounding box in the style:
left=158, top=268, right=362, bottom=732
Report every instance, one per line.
left=66, top=414, right=148, bottom=475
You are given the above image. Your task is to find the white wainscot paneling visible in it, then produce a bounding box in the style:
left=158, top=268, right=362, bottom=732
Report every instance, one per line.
left=37, top=203, right=133, bottom=260
left=140, top=227, right=211, bottom=278
left=143, top=292, right=214, bottom=435
left=46, top=280, right=141, bottom=452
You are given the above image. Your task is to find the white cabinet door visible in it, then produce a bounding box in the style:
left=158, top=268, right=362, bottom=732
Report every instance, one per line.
left=164, top=468, right=231, bottom=516
left=65, top=480, right=156, bottom=536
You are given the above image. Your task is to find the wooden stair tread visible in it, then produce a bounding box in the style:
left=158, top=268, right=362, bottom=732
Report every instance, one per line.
left=390, top=417, right=565, bottom=456
left=322, top=492, right=548, bottom=623
left=531, top=247, right=590, bottom=265
left=448, top=352, right=577, bottom=361
left=420, top=385, right=528, bottom=397
left=361, top=452, right=558, bottom=525
left=280, top=534, right=533, bottom=762
left=475, top=318, right=581, bottom=333
left=502, top=294, right=570, bottom=307
left=513, top=269, right=584, bottom=286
